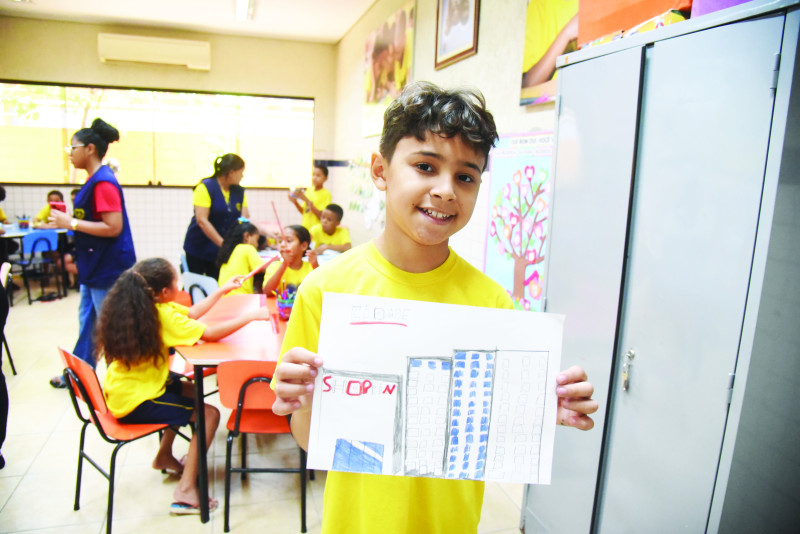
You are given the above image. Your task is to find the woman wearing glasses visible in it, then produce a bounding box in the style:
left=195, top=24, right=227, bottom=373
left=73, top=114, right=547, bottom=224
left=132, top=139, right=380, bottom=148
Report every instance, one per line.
left=182, top=153, right=249, bottom=280
left=48, top=118, right=136, bottom=386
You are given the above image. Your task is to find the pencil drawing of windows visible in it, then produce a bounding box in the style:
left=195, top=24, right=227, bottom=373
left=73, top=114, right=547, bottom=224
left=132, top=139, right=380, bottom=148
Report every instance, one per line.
left=404, top=357, right=452, bottom=476
left=315, top=349, right=550, bottom=481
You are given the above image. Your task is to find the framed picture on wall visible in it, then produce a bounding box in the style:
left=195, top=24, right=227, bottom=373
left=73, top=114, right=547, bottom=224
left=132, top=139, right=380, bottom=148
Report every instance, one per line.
left=435, top=0, right=480, bottom=69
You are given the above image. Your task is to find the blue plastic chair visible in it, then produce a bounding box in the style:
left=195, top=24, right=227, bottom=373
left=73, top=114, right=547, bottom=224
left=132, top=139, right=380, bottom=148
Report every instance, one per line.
left=15, top=230, right=63, bottom=304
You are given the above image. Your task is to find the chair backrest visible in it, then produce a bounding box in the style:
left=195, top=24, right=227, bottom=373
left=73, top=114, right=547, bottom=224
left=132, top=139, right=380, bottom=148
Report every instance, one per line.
left=22, top=230, right=58, bottom=256
left=179, top=251, right=189, bottom=273
left=217, top=360, right=278, bottom=411
left=0, top=262, right=10, bottom=288
left=174, top=290, right=192, bottom=307
left=181, top=271, right=219, bottom=304
left=58, top=346, right=108, bottom=415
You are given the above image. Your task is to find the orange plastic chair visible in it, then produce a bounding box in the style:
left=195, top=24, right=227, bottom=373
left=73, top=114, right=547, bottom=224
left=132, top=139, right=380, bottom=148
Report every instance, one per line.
left=217, top=360, right=308, bottom=533
left=174, top=289, right=192, bottom=307
left=58, top=347, right=190, bottom=534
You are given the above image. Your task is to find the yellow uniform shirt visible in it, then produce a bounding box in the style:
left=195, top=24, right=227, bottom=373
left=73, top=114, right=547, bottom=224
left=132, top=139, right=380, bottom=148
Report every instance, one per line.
left=35, top=204, right=51, bottom=224
left=0, top=207, right=8, bottom=223
left=218, top=243, right=263, bottom=295
left=300, top=187, right=332, bottom=230
left=265, top=259, right=314, bottom=290
left=309, top=224, right=351, bottom=247
left=279, top=241, right=512, bottom=534
left=192, top=183, right=249, bottom=210
left=103, top=302, right=206, bottom=418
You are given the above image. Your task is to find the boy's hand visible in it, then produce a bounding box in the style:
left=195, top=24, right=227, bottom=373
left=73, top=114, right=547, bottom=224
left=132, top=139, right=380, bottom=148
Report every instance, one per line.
left=272, top=348, right=323, bottom=416
left=556, top=365, right=598, bottom=430
left=315, top=244, right=329, bottom=254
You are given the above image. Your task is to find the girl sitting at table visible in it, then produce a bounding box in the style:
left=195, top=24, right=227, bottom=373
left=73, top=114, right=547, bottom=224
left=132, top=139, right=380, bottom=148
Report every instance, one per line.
left=217, top=220, right=264, bottom=295
left=262, top=224, right=318, bottom=296
left=95, top=257, right=270, bottom=514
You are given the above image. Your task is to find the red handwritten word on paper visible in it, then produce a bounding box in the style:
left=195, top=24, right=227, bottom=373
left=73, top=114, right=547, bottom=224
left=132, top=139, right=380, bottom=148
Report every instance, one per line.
left=349, top=303, right=410, bottom=326
left=322, top=375, right=398, bottom=396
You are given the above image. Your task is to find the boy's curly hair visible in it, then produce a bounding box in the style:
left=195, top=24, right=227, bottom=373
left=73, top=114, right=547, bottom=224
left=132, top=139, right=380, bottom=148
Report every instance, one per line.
left=379, top=81, right=499, bottom=170
left=96, top=258, right=175, bottom=367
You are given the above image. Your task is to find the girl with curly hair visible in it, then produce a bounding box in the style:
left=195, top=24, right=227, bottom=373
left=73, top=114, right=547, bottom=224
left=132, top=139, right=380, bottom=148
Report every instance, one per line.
left=96, top=257, right=270, bottom=514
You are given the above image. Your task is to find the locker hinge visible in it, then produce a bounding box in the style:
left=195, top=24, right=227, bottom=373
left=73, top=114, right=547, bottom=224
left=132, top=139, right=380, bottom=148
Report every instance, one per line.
left=726, top=372, right=736, bottom=405
left=555, top=95, right=562, bottom=117
left=770, top=53, right=781, bottom=91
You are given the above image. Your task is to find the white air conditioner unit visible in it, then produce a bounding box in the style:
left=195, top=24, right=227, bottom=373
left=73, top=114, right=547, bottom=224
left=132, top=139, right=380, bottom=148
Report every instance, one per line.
left=97, top=33, right=211, bottom=71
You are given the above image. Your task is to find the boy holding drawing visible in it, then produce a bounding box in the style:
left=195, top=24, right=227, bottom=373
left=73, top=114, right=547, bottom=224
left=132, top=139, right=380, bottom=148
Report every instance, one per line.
left=272, top=81, right=597, bottom=533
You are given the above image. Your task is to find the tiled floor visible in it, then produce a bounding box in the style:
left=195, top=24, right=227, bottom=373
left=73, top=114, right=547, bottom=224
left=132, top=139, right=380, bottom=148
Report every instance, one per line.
left=0, top=289, right=525, bottom=533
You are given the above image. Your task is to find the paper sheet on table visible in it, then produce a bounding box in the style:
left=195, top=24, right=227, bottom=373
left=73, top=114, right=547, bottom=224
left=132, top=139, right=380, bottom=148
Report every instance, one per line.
left=307, top=293, right=564, bottom=484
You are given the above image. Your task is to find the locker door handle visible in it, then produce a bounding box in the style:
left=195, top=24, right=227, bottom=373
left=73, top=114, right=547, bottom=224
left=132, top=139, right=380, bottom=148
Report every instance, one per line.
left=622, top=349, right=635, bottom=391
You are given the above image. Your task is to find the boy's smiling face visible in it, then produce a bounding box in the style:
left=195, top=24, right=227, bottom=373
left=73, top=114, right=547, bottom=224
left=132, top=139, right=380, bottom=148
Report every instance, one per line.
left=371, top=132, right=484, bottom=269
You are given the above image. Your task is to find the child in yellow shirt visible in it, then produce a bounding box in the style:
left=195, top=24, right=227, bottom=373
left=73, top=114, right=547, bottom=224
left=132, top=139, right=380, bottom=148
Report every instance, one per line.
left=96, top=258, right=270, bottom=513
left=262, top=224, right=318, bottom=296
left=33, top=190, right=66, bottom=228
left=288, top=164, right=332, bottom=230
left=217, top=220, right=263, bottom=295
left=309, top=203, right=352, bottom=254
left=271, top=82, right=598, bottom=533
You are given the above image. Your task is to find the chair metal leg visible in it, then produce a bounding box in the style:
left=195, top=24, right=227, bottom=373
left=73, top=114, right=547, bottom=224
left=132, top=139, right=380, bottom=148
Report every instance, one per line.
left=224, top=432, right=234, bottom=533
left=300, top=448, right=307, bottom=533
left=23, top=273, right=32, bottom=305
left=241, top=432, right=248, bottom=481
left=106, top=444, right=123, bottom=534
left=75, top=422, right=89, bottom=510
left=2, top=334, right=16, bottom=376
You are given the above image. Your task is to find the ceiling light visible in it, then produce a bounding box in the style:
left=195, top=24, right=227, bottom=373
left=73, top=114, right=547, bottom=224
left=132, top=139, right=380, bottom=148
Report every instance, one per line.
left=234, top=0, right=255, bottom=21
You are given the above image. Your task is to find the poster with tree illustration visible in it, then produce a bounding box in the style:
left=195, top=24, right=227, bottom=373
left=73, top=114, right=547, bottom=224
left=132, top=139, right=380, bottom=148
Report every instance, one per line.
left=484, top=132, right=553, bottom=312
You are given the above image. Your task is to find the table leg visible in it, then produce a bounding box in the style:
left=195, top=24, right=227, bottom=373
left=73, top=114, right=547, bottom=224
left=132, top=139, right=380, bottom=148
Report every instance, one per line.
left=193, top=364, right=209, bottom=523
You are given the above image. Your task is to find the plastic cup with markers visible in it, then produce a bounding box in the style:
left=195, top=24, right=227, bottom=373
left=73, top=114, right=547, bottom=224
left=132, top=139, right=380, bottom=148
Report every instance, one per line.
left=276, top=284, right=297, bottom=321
left=16, top=215, right=30, bottom=230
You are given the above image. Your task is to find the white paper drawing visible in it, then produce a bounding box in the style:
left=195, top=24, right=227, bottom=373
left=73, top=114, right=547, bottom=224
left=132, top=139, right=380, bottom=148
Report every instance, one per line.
left=307, top=293, right=564, bottom=484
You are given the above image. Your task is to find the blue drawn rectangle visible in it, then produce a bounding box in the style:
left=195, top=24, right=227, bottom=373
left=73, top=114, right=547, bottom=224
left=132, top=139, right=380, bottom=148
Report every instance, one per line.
left=332, top=439, right=384, bottom=474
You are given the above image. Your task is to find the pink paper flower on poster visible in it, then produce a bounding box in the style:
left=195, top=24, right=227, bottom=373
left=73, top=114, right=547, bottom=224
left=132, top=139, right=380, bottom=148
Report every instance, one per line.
left=525, top=165, right=535, bottom=182
left=513, top=170, right=522, bottom=185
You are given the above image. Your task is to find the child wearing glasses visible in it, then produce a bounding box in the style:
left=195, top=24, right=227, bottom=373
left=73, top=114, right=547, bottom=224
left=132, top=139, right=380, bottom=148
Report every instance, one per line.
left=48, top=118, right=136, bottom=387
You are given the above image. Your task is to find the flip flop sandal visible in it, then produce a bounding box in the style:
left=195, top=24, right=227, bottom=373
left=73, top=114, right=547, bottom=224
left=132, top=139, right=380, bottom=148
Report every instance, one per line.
left=169, top=499, right=218, bottom=515
left=49, top=375, right=67, bottom=389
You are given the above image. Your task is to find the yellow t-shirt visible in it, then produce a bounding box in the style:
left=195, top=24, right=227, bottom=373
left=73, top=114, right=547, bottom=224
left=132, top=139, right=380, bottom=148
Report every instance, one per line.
left=35, top=204, right=51, bottom=223
left=0, top=206, right=8, bottom=223
left=103, top=302, right=206, bottom=418
left=309, top=224, right=351, bottom=247
left=522, top=0, right=579, bottom=72
left=279, top=241, right=513, bottom=534
left=192, top=183, right=249, bottom=210
left=265, top=259, right=314, bottom=290
left=218, top=243, right=263, bottom=295
left=301, top=187, right=332, bottom=230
